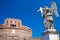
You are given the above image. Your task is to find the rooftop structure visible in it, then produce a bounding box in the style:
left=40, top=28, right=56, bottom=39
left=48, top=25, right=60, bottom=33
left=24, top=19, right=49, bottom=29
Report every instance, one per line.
left=0, top=18, right=42, bottom=40
left=0, top=18, right=32, bottom=40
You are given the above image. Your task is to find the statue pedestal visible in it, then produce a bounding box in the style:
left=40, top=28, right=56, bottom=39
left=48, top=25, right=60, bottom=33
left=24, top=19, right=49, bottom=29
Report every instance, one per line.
left=43, top=29, right=59, bottom=40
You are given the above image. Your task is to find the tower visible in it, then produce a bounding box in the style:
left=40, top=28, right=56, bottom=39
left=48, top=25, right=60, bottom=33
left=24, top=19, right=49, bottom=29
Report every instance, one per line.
left=37, top=2, right=59, bottom=40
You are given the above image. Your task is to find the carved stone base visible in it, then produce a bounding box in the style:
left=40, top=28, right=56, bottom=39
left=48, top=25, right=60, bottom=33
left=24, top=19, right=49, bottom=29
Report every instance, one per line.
left=43, top=29, right=59, bottom=40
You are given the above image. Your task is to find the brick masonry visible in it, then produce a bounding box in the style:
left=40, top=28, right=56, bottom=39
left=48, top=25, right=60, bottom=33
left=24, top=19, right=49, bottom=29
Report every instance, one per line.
left=0, top=18, right=42, bottom=40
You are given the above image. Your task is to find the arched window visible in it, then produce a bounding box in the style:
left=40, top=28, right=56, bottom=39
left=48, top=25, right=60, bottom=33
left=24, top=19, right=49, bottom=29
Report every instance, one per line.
left=10, top=21, right=16, bottom=27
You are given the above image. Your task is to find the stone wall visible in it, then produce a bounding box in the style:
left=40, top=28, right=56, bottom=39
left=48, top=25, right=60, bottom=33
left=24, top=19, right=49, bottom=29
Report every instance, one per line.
left=0, top=18, right=32, bottom=40
left=0, top=18, right=42, bottom=40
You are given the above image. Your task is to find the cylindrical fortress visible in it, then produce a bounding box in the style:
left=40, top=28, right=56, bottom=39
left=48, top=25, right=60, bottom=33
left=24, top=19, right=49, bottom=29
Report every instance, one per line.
left=0, top=18, right=32, bottom=40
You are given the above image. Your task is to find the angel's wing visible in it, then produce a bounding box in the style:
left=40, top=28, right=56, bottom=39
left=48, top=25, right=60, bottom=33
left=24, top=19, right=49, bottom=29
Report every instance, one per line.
left=50, top=2, right=59, bottom=17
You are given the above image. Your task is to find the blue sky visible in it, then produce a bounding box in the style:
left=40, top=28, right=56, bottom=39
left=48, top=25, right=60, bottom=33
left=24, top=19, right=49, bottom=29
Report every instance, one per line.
left=0, top=0, right=60, bottom=38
